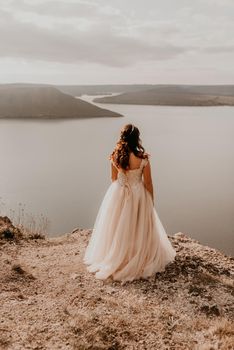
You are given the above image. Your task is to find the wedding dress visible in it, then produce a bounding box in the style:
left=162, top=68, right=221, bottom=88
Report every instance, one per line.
left=83, top=157, right=176, bottom=282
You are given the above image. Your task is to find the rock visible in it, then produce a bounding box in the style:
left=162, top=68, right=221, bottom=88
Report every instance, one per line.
left=70, top=273, right=79, bottom=280
left=0, top=216, right=23, bottom=240
left=188, top=285, right=207, bottom=296
left=200, top=303, right=221, bottom=316
left=71, top=228, right=81, bottom=234
left=11, top=263, right=36, bottom=280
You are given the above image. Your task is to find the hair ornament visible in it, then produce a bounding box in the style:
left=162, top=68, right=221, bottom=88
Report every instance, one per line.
left=129, top=125, right=134, bottom=134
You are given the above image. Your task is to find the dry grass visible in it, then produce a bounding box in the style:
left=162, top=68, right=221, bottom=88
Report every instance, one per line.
left=0, top=198, right=49, bottom=241
left=0, top=230, right=233, bottom=349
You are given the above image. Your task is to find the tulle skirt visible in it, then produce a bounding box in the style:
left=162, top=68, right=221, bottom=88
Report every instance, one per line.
left=83, top=180, right=176, bottom=282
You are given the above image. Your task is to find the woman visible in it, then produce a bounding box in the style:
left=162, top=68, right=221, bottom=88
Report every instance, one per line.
left=83, top=123, right=176, bottom=282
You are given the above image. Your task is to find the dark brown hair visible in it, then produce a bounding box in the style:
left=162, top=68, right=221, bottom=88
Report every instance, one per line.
left=109, top=124, right=149, bottom=170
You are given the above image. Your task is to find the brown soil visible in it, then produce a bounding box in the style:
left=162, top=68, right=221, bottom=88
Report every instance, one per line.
left=0, top=229, right=233, bottom=349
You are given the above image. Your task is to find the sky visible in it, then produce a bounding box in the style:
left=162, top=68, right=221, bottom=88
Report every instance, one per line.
left=0, top=0, right=234, bottom=85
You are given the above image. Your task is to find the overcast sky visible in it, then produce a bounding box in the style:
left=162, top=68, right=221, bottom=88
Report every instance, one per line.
left=0, top=0, right=234, bottom=84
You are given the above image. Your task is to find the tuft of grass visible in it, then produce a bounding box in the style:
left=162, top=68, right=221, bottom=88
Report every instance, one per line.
left=0, top=197, right=50, bottom=240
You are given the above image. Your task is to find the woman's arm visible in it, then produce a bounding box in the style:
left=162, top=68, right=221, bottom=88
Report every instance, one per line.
left=143, top=160, right=154, bottom=204
left=111, top=161, right=118, bottom=182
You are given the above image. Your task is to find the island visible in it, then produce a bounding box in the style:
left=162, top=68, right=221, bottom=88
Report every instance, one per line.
left=0, top=84, right=122, bottom=119
left=92, top=85, right=234, bottom=106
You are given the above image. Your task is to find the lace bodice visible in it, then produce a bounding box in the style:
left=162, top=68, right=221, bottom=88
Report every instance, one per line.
left=111, top=158, right=148, bottom=187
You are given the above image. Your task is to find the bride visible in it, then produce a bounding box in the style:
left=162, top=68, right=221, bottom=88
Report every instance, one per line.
left=83, top=123, right=176, bottom=282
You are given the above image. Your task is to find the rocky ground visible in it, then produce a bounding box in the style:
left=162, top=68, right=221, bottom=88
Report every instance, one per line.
left=0, top=217, right=233, bottom=350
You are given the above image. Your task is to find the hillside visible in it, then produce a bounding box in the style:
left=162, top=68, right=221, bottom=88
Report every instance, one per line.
left=1, top=217, right=233, bottom=349
left=0, top=85, right=122, bottom=119
left=93, top=85, right=234, bottom=106
left=56, top=84, right=155, bottom=97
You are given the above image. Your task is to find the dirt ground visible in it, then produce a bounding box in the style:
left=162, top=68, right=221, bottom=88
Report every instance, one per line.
left=0, top=229, right=234, bottom=350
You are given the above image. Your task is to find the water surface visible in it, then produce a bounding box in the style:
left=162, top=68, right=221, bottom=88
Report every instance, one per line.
left=0, top=96, right=233, bottom=256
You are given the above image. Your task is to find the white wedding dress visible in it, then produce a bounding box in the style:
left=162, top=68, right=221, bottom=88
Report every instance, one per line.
left=83, top=157, right=176, bottom=282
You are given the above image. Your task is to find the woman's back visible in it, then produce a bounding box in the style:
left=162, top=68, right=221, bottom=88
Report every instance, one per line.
left=113, top=152, right=152, bottom=200
left=127, top=152, right=145, bottom=170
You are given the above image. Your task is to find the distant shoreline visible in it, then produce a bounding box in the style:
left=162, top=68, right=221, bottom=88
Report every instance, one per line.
left=1, top=84, right=234, bottom=116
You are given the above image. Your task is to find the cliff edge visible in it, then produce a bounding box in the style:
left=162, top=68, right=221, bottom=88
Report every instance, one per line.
left=0, top=217, right=233, bottom=349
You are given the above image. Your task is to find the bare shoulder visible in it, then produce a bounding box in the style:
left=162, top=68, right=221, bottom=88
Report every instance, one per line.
left=143, top=152, right=151, bottom=161
left=128, top=152, right=142, bottom=169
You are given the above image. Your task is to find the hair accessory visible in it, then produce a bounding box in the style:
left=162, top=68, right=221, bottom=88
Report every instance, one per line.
left=129, top=125, right=134, bottom=134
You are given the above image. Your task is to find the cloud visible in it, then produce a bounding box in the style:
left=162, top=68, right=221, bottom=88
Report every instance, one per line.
left=0, top=0, right=234, bottom=84
left=0, top=8, right=189, bottom=66
left=2, top=0, right=121, bottom=21
left=202, top=46, right=234, bottom=54
left=8, top=0, right=104, bottom=19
